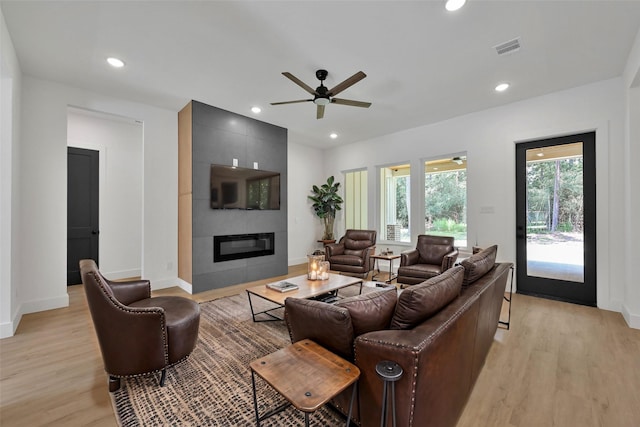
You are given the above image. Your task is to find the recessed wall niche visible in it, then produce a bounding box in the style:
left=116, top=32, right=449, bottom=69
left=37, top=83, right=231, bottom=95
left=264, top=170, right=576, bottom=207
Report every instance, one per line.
left=178, top=100, right=288, bottom=293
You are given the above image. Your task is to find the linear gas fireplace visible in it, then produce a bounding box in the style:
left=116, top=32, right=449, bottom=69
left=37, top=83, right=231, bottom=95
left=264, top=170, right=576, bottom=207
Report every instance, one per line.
left=214, top=233, right=275, bottom=262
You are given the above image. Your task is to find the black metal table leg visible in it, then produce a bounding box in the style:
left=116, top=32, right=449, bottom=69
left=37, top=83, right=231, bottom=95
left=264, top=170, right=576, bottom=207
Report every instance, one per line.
left=376, top=361, right=403, bottom=427
left=498, top=265, right=514, bottom=330
left=346, top=382, right=358, bottom=427
left=251, top=370, right=261, bottom=426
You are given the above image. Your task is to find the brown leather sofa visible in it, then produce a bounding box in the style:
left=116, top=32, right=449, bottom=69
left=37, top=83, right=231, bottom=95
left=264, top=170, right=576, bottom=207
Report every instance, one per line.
left=397, top=234, right=459, bottom=285
left=80, top=259, right=200, bottom=392
left=325, top=229, right=377, bottom=277
left=285, top=245, right=509, bottom=427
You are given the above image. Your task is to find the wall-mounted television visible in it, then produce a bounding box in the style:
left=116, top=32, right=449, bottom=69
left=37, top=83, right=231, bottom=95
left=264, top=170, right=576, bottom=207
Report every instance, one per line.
left=210, top=164, right=280, bottom=210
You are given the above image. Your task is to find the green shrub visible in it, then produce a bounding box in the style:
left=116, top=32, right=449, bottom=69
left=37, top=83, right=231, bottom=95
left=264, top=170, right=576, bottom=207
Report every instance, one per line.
left=558, top=222, right=573, bottom=232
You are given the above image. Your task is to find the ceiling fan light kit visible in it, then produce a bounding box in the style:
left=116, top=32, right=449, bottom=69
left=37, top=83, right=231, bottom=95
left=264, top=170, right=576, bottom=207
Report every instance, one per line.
left=271, top=69, right=371, bottom=119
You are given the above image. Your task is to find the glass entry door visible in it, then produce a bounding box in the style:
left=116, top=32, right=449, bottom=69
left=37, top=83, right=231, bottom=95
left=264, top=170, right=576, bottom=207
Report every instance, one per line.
left=515, top=132, right=596, bottom=306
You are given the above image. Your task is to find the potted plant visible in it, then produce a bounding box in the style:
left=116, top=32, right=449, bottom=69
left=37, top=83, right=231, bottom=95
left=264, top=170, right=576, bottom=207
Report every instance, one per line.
left=308, top=176, right=343, bottom=240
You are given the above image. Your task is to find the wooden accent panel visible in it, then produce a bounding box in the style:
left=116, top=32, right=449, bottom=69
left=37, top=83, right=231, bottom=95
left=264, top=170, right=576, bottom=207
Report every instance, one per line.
left=178, top=102, right=193, bottom=196
left=178, top=194, right=192, bottom=283
left=178, top=102, right=193, bottom=283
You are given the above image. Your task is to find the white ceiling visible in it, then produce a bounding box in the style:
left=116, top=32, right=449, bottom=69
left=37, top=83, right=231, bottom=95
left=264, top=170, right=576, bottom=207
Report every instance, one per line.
left=2, top=1, right=640, bottom=148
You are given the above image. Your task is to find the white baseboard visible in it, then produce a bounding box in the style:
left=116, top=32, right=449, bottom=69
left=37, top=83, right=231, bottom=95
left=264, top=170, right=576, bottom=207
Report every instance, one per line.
left=176, top=278, right=193, bottom=294
left=289, top=257, right=308, bottom=266
left=0, top=315, right=19, bottom=339
left=150, top=277, right=178, bottom=291
left=1, top=294, right=70, bottom=338
left=104, top=268, right=142, bottom=280
left=21, top=293, right=69, bottom=315
left=621, top=303, right=640, bottom=329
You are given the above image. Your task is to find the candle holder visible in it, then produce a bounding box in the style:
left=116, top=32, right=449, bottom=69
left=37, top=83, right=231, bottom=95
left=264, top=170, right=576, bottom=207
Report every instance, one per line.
left=307, top=254, right=324, bottom=280
left=318, top=261, right=330, bottom=280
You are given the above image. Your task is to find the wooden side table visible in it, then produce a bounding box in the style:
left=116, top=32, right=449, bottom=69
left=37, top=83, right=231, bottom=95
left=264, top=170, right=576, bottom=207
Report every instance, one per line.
left=371, top=253, right=401, bottom=283
left=250, top=339, right=360, bottom=426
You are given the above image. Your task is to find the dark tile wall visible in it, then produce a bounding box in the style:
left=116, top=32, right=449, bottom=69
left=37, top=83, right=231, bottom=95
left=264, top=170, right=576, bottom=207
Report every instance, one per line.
left=190, top=101, right=288, bottom=293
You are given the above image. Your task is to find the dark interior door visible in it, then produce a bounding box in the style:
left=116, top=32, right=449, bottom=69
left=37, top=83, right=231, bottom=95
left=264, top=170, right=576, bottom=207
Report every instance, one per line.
left=67, top=147, right=99, bottom=285
left=515, top=132, right=596, bottom=306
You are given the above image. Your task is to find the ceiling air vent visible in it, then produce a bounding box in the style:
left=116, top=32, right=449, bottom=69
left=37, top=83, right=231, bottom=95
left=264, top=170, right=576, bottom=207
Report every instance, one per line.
left=494, top=37, right=521, bottom=56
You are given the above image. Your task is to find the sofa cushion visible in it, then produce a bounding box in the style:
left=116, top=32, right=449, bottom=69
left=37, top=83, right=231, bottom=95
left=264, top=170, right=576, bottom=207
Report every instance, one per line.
left=461, top=245, right=498, bottom=287
left=390, top=266, right=464, bottom=330
left=335, top=287, right=397, bottom=336
left=284, top=298, right=355, bottom=359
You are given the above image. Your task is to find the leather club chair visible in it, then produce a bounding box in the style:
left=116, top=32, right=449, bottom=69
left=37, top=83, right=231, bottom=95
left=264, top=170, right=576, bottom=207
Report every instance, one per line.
left=80, top=259, right=200, bottom=392
left=397, top=235, right=459, bottom=286
left=325, top=229, right=377, bottom=278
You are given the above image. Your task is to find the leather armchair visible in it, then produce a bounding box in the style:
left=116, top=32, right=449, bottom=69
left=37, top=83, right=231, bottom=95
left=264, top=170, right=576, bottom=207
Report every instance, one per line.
left=397, top=235, right=458, bottom=285
left=325, top=229, right=377, bottom=278
left=80, top=259, right=200, bottom=392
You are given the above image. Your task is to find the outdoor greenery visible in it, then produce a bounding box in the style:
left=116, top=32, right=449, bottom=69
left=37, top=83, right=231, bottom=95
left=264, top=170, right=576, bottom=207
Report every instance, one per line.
left=526, top=158, right=583, bottom=233
left=395, top=176, right=409, bottom=228
left=424, top=170, right=467, bottom=235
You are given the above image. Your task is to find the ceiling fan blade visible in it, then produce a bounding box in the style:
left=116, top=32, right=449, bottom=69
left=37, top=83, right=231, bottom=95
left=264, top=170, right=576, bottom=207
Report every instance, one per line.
left=270, top=99, right=313, bottom=105
left=331, top=98, right=372, bottom=108
left=282, top=72, right=317, bottom=95
left=327, top=71, right=366, bottom=97
left=316, top=104, right=325, bottom=119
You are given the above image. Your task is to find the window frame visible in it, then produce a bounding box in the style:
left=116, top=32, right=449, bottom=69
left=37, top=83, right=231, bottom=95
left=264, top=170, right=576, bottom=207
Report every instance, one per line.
left=343, top=168, right=368, bottom=230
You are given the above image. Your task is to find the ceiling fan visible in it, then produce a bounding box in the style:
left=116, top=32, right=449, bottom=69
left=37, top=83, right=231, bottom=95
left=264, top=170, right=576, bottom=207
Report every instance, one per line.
left=271, top=69, right=372, bottom=119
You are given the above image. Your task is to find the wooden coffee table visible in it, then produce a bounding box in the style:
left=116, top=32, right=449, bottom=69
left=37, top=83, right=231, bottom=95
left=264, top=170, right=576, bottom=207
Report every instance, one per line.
left=250, top=339, right=360, bottom=426
left=246, top=273, right=363, bottom=322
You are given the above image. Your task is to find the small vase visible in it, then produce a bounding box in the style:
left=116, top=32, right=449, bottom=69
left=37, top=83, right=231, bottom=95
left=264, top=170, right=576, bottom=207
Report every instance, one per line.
left=322, top=215, right=335, bottom=240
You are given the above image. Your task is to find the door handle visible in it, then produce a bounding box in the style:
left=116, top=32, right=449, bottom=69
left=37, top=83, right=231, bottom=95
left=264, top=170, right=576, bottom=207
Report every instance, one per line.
left=92, top=230, right=100, bottom=235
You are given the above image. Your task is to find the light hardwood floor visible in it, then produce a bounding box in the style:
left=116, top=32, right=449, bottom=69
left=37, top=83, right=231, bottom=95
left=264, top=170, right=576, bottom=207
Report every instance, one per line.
left=1, top=267, right=639, bottom=426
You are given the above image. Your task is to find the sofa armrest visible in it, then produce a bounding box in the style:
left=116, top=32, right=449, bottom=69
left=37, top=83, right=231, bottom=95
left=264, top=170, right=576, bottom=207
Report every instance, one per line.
left=441, top=249, right=459, bottom=271
left=354, top=294, right=479, bottom=427
left=325, top=243, right=345, bottom=258
left=362, top=245, right=376, bottom=271
left=105, top=277, right=152, bottom=305
left=400, top=249, right=419, bottom=266
left=99, top=305, right=167, bottom=376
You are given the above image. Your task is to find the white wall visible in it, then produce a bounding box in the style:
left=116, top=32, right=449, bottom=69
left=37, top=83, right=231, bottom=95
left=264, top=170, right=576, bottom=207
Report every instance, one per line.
left=67, top=108, right=143, bottom=279
left=287, top=140, right=326, bottom=265
left=13, top=76, right=178, bottom=329
left=622, top=28, right=640, bottom=328
left=0, top=9, right=22, bottom=338
left=324, top=78, right=627, bottom=315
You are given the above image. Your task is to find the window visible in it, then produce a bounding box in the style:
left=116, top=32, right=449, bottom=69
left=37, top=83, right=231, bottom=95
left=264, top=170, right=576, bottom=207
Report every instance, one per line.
left=344, top=169, right=368, bottom=230
left=424, top=156, right=467, bottom=248
left=380, top=164, right=410, bottom=242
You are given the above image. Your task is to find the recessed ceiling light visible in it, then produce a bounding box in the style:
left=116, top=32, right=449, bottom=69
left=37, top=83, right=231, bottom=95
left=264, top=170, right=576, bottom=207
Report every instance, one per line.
left=445, top=0, right=466, bottom=12
left=106, top=57, right=125, bottom=68
left=495, top=82, right=510, bottom=92
left=330, top=133, right=338, bottom=139
left=251, top=106, right=261, bottom=114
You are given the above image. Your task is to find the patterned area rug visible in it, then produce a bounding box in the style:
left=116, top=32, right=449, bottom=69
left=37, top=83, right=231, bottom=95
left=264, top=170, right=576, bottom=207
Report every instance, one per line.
left=111, top=293, right=347, bottom=426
